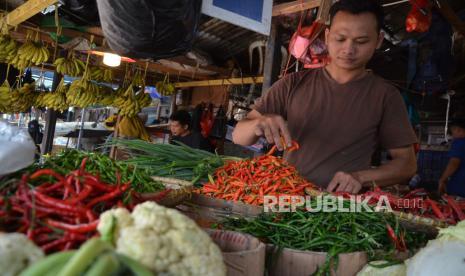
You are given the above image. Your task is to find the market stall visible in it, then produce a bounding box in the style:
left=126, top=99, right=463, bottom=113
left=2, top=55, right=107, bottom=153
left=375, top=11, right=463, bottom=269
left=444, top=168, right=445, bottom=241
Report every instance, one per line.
left=1, top=0, right=465, bottom=275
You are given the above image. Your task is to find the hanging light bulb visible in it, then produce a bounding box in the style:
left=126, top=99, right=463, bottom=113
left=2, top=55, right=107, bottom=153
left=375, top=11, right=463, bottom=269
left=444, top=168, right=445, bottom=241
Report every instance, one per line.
left=103, top=53, right=121, bottom=67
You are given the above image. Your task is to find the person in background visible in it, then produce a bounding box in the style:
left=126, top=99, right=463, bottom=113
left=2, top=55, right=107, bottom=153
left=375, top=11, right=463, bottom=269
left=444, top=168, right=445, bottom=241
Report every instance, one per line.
left=169, top=110, right=213, bottom=152
left=439, top=118, right=465, bottom=197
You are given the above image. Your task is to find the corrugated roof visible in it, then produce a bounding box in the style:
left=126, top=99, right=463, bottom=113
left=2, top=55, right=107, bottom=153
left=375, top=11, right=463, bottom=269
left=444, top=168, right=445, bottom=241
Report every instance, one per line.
left=194, top=18, right=266, bottom=61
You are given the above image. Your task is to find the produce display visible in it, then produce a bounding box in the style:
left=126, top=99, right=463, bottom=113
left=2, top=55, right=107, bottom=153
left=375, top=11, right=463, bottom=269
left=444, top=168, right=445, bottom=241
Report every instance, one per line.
left=0, top=158, right=133, bottom=252
left=2, top=149, right=164, bottom=194
left=0, top=28, right=458, bottom=275
left=220, top=196, right=428, bottom=275
left=109, top=139, right=241, bottom=185
left=197, top=142, right=316, bottom=205
left=98, top=201, right=226, bottom=275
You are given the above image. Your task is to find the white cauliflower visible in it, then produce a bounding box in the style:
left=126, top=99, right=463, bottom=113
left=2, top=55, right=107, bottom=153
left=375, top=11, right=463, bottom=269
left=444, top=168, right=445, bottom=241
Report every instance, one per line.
left=98, top=201, right=226, bottom=276
left=0, top=233, right=44, bottom=276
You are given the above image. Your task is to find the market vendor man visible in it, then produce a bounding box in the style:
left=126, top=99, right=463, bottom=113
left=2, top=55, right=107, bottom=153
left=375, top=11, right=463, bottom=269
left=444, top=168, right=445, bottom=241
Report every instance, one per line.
left=169, top=110, right=214, bottom=152
left=232, top=0, right=417, bottom=194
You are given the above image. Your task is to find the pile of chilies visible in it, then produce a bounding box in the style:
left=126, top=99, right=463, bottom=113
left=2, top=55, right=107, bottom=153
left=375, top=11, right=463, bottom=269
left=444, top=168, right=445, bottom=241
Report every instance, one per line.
left=0, top=158, right=130, bottom=253
left=198, top=141, right=317, bottom=205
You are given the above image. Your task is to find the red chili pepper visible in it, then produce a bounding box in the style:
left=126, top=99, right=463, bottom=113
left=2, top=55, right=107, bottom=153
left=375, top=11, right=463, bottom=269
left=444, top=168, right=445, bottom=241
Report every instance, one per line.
left=33, top=191, right=87, bottom=215
left=36, top=181, right=65, bottom=193
left=29, top=169, right=65, bottom=181
left=79, top=157, right=88, bottom=175
left=63, top=241, right=74, bottom=251
left=83, top=175, right=114, bottom=191
left=386, top=223, right=404, bottom=251
left=85, top=210, right=97, bottom=222
left=66, top=185, right=93, bottom=204
left=85, top=184, right=130, bottom=207
left=46, top=219, right=99, bottom=234
left=444, top=195, right=465, bottom=221
left=41, top=236, right=74, bottom=252
left=425, top=199, right=446, bottom=220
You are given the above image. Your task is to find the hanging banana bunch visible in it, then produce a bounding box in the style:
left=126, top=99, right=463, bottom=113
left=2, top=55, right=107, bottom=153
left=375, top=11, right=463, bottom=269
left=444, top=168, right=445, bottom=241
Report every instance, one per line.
left=155, top=73, right=175, bottom=96
left=131, top=64, right=152, bottom=108
left=97, top=86, right=116, bottom=106
left=10, top=31, right=50, bottom=70
left=118, top=116, right=151, bottom=141
left=54, top=52, right=86, bottom=77
left=67, top=78, right=99, bottom=108
left=132, top=71, right=145, bottom=87
left=0, top=80, right=12, bottom=113
left=0, top=35, right=17, bottom=63
left=9, top=82, right=36, bottom=113
left=114, top=85, right=141, bottom=117
left=136, top=89, right=152, bottom=108
left=39, top=78, right=69, bottom=111
left=90, top=66, right=114, bottom=83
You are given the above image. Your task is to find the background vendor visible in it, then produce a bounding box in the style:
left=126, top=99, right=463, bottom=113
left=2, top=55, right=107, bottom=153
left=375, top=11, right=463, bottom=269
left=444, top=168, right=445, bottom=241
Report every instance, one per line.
left=169, top=110, right=213, bottom=152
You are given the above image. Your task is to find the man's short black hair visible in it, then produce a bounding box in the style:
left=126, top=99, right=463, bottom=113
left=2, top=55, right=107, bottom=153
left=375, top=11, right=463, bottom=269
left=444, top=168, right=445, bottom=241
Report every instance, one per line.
left=450, top=118, right=465, bottom=130
left=329, top=0, right=384, bottom=32
left=169, top=110, right=191, bottom=129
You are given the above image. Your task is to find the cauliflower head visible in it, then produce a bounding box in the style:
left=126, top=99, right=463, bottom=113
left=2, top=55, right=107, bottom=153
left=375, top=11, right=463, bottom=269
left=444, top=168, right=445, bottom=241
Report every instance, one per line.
left=0, top=233, right=44, bottom=276
left=98, top=201, right=226, bottom=276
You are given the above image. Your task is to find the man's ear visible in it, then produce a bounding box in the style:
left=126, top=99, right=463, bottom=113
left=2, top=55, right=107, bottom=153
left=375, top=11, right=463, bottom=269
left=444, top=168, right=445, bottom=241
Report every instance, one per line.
left=325, top=28, right=330, bottom=45
left=376, top=31, right=384, bottom=50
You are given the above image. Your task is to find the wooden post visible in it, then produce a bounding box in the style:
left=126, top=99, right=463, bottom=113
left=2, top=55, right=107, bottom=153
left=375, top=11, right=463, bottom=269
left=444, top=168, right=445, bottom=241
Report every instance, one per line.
left=261, top=19, right=282, bottom=95
left=40, top=71, right=61, bottom=154
left=109, top=115, right=121, bottom=159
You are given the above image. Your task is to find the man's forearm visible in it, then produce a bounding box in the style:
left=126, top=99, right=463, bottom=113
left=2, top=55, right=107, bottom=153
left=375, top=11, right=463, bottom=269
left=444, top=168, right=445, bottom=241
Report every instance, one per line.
left=439, top=159, right=460, bottom=181
left=232, top=118, right=260, bottom=146
left=353, top=153, right=417, bottom=187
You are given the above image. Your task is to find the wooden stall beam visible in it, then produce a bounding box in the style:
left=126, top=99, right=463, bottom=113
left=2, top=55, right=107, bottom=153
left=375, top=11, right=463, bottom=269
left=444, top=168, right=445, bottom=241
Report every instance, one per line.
left=174, top=76, right=263, bottom=88
left=6, top=0, right=58, bottom=27
left=272, top=0, right=321, bottom=16
left=262, top=20, right=282, bottom=95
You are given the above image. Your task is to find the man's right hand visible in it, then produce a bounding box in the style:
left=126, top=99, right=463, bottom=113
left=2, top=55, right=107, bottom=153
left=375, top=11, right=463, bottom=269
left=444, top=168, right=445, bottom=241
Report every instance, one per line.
left=253, top=114, right=292, bottom=151
left=438, top=179, right=447, bottom=195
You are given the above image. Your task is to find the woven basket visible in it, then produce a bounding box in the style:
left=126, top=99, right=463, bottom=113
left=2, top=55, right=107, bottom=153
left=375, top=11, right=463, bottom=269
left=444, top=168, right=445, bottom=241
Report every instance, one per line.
left=392, top=210, right=445, bottom=237
left=177, top=194, right=263, bottom=228
left=134, top=176, right=193, bottom=207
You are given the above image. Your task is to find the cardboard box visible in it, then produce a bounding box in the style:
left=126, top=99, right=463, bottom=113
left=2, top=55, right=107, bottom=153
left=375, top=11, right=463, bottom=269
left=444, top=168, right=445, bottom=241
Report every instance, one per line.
left=206, top=229, right=266, bottom=276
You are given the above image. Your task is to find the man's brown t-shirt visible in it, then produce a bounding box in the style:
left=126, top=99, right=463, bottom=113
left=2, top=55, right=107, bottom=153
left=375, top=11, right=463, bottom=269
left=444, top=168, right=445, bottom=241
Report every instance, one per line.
left=253, top=68, right=417, bottom=187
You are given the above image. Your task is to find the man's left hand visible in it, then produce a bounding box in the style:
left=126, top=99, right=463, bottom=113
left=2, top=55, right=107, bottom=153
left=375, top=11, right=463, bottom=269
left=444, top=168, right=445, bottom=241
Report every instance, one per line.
left=327, top=172, right=362, bottom=194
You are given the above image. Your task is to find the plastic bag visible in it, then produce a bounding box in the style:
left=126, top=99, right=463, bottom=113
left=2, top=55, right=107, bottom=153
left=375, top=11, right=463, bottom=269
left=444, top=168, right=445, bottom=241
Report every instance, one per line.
left=61, top=0, right=100, bottom=25
left=0, top=121, right=36, bottom=176
left=406, top=0, right=432, bottom=33
left=96, top=0, right=201, bottom=60
left=288, top=10, right=328, bottom=69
